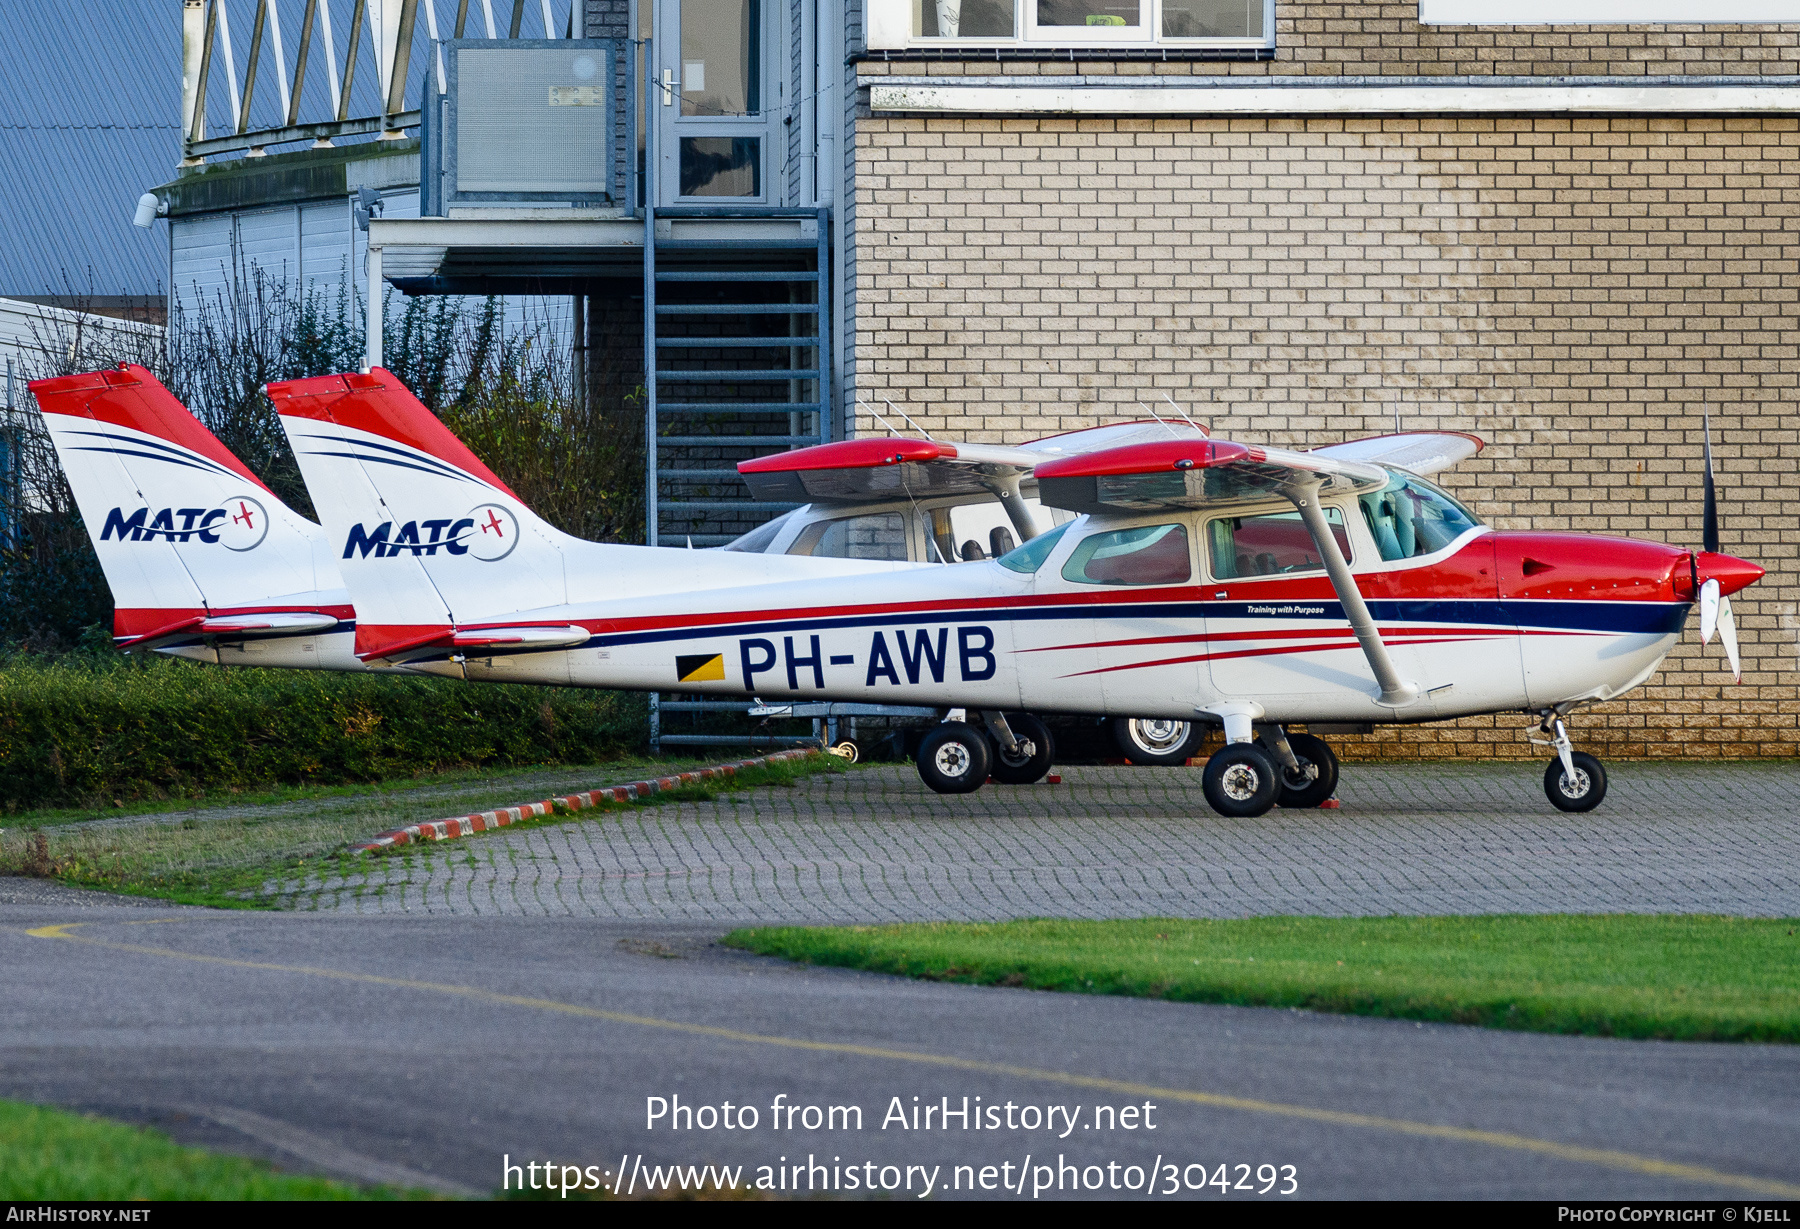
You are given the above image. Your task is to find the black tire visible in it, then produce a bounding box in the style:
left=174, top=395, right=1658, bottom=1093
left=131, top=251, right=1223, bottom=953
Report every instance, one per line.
left=1544, top=752, right=1607, bottom=812
left=916, top=723, right=993, bottom=795
left=1269, top=731, right=1339, bottom=809
left=989, top=713, right=1056, bottom=785
left=1110, top=717, right=1202, bottom=767
left=1201, top=743, right=1281, bottom=818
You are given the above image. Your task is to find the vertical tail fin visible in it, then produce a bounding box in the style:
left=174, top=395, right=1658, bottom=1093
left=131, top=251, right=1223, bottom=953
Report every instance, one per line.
left=268, top=368, right=574, bottom=659
left=31, top=365, right=350, bottom=647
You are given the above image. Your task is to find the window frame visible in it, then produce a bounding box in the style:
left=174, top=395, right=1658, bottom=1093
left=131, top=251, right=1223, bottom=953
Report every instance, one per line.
left=891, top=0, right=1276, bottom=51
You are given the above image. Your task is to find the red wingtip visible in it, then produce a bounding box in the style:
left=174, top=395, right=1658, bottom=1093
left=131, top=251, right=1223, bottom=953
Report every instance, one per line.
left=266, top=368, right=519, bottom=501
left=29, top=364, right=273, bottom=496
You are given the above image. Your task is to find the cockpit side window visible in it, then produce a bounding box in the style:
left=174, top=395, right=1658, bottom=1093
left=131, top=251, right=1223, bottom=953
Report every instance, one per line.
left=1207, top=508, right=1349, bottom=580
left=1061, top=523, right=1192, bottom=587
left=1358, top=472, right=1482, bottom=562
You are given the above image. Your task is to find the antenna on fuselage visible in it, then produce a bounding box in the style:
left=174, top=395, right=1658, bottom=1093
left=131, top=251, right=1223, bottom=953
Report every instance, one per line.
left=856, top=396, right=901, bottom=437
left=1140, top=401, right=1180, bottom=439
left=1161, top=392, right=1207, bottom=436
left=883, top=397, right=937, bottom=441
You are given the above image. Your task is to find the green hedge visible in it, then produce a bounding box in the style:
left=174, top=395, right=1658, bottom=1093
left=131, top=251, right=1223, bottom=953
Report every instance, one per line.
left=0, top=655, right=647, bottom=811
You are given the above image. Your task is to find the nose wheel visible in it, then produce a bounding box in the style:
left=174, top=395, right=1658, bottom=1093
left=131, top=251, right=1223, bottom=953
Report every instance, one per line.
left=1534, top=712, right=1609, bottom=812
left=1545, top=752, right=1607, bottom=812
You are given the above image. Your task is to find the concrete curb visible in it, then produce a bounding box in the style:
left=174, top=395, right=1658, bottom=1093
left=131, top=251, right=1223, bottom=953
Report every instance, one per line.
left=347, top=748, right=821, bottom=853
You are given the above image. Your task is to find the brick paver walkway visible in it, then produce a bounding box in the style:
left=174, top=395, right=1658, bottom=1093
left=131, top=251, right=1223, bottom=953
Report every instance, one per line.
left=278, top=762, right=1800, bottom=921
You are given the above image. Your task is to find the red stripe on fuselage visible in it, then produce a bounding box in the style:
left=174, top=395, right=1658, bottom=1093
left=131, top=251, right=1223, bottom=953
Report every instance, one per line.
left=1055, top=634, right=1500, bottom=679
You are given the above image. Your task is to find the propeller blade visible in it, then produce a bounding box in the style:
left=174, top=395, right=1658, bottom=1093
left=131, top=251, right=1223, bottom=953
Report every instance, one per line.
left=1699, top=577, right=1720, bottom=645
left=1701, top=411, right=1719, bottom=555
left=1718, top=594, right=1741, bottom=683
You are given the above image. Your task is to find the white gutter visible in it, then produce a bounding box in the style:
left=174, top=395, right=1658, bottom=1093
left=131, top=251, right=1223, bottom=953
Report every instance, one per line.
left=869, top=83, right=1800, bottom=116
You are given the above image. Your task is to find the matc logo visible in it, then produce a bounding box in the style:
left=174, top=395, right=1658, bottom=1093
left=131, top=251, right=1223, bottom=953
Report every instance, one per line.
left=341, top=504, right=521, bottom=562
left=98, top=497, right=269, bottom=551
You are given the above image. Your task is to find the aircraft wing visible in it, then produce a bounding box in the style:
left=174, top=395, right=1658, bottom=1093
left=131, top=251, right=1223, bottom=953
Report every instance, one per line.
left=1307, top=431, right=1484, bottom=477
left=738, top=437, right=1043, bottom=502
left=1034, top=439, right=1389, bottom=516
left=737, top=420, right=1208, bottom=503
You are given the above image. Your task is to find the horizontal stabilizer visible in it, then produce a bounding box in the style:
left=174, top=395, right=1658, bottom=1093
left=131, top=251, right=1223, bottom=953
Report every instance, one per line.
left=118, top=610, right=342, bottom=651
left=356, top=623, right=590, bottom=663
left=1308, top=431, right=1484, bottom=477
left=1036, top=439, right=1387, bottom=515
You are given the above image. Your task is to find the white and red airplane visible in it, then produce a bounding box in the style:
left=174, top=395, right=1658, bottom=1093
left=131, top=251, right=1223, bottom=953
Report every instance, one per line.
left=264, top=368, right=1763, bottom=818
left=31, top=360, right=1216, bottom=786
left=29, top=365, right=362, bottom=670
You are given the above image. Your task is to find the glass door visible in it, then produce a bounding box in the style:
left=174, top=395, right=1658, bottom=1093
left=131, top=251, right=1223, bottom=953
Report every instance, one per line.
left=653, top=0, right=771, bottom=205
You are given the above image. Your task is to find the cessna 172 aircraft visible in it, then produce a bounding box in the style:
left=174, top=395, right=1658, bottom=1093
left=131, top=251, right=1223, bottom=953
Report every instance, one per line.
left=262, top=367, right=1762, bottom=818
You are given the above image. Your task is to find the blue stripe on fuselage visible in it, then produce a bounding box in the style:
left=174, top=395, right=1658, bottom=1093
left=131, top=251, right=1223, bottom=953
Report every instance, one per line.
left=580, top=598, right=1689, bottom=651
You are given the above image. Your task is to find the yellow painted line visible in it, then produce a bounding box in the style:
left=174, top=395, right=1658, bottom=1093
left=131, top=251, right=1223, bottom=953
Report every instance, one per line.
left=21, top=921, right=1800, bottom=1199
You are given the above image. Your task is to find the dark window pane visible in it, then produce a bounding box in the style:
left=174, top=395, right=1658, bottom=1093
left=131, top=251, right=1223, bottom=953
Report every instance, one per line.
left=681, top=0, right=759, bottom=116
left=916, top=0, right=1017, bottom=37
left=679, top=137, right=761, bottom=197
left=1163, top=0, right=1263, bottom=38
left=1037, top=0, right=1141, bottom=27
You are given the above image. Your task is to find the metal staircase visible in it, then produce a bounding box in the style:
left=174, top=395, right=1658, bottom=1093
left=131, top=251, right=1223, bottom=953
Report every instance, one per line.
left=643, top=206, right=833, bottom=752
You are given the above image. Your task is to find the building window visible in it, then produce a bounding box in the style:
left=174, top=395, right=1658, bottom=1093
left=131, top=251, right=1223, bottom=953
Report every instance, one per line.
left=904, top=0, right=1270, bottom=44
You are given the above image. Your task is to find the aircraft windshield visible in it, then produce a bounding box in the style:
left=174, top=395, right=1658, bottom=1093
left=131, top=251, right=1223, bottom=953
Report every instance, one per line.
left=719, top=511, right=797, bottom=553
left=1359, top=471, right=1482, bottom=562
left=995, top=522, right=1070, bottom=574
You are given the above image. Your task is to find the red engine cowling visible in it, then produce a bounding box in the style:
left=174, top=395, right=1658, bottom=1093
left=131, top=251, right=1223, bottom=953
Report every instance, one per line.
left=1489, top=532, right=1692, bottom=603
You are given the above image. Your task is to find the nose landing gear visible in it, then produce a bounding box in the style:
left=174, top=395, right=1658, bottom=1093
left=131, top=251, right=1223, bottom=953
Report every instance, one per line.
left=1533, top=711, right=1608, bottom=812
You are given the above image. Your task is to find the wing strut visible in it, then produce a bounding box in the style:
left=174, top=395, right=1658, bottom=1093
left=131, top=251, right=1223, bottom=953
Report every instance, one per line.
left=978, top=470, right=1042, bottom=542
left=1287, top=481, right=1420, bottom=709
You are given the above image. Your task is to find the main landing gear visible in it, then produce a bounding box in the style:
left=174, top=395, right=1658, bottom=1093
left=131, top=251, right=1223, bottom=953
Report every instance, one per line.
left=1533, top=711, right=1608, bottom=812
left=1197, top=724, right=1339, bottom=818
left=916, top=712, right=1057, bottom=795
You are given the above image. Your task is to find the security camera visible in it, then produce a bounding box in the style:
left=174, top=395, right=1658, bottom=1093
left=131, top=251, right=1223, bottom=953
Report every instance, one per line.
left=353, top=185, right=384, bottom=232
left=132, top=192, right=165, bottom=228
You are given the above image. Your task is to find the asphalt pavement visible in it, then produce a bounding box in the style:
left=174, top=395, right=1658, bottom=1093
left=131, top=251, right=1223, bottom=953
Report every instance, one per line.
left=3, top=879, right=1796, bottom=1202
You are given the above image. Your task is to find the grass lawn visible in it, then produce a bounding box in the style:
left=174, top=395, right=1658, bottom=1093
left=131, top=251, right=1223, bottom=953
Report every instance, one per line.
left=0, top=1100, right=431, bottom=1200
left=2, top=751, right=844, bottom=908
left=727, top=915, right=1800, bottom=1044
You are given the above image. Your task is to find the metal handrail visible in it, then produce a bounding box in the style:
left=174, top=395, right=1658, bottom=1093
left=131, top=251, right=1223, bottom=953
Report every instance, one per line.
left=180, top=0, right=576, bottom=164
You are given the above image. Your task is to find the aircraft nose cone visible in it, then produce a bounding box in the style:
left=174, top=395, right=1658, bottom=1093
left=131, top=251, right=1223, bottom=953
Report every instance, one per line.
left=1695, top=551, right=1764, bottom=597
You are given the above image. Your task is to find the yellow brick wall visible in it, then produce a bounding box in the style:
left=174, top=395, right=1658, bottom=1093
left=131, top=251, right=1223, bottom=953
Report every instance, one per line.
left=850, top=112, right=1800, bottom=760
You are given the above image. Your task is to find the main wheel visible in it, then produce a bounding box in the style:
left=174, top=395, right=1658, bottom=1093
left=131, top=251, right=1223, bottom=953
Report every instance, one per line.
left=1270, top=731, right=1339, bottom=809
left=1201, top=743, right=1281, bottom=818
left=1110, top=717, right=1202, bottom=767
left=916, top=722, right=993, bottom=795
left=1544, top=752, right=1607, bottom=812
left=989, top=713, right=1056, bottom=785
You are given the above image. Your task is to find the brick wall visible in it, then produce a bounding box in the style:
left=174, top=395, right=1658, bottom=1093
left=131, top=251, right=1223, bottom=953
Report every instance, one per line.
left=856, top=2, right=1800, bottom=77
left=850, top=112, right=1800, bottom=760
